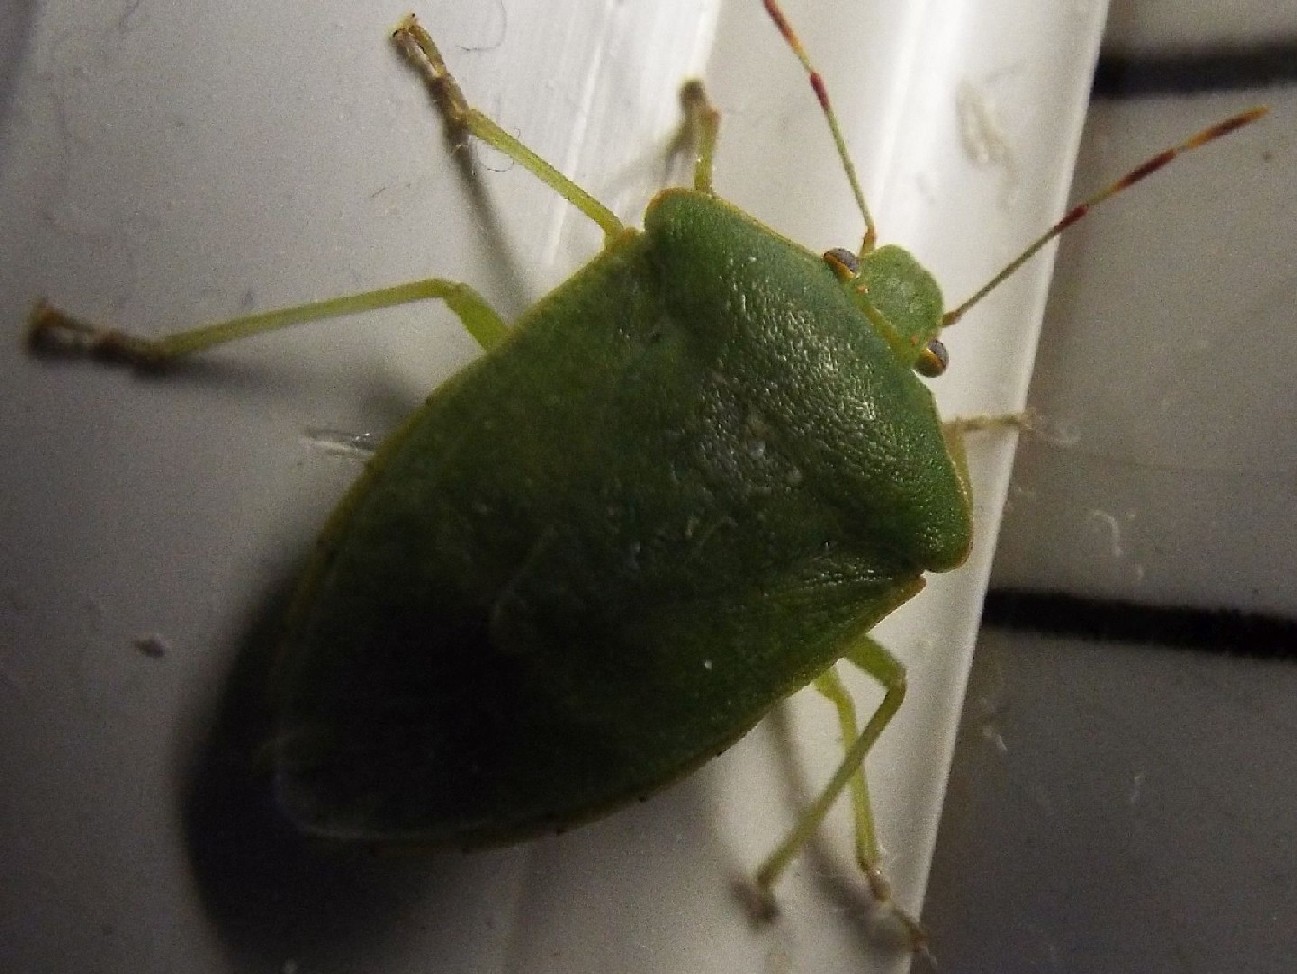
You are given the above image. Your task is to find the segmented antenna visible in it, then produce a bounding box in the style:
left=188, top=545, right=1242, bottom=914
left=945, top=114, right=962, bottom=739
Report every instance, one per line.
left=763, top=0, right=877, bottom=255
left=942, top=107, right=1268, bottom=327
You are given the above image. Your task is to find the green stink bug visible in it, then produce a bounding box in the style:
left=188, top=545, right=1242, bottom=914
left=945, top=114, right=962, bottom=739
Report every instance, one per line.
left=22, top=0, right=1264, bottom=959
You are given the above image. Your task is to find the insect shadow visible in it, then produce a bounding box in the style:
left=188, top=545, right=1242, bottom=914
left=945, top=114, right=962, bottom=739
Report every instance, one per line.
left=175, top=568, right=429, bottom=968
left=175, top=560, right=729, bottom=969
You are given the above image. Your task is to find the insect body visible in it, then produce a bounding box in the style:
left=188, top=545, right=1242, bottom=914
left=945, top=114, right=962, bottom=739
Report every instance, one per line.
left=26, top=0, right=1264, bottom=952
left=268, top=185, right=966, bottom=847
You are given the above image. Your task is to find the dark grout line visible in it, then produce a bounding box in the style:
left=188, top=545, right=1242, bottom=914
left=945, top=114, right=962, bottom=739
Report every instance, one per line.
left=981, top=588, right=1297, bottom=660
left=1093, top=42, right=1297, bottom=96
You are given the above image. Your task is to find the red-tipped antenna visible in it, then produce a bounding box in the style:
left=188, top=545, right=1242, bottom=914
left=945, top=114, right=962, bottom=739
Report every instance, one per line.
left=942, top=106, right=1268, bottom=328
left=763, top=0, right=877, bottom=255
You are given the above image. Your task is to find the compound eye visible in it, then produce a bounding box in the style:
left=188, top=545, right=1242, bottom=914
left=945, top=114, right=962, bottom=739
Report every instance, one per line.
left=822, top=248, right=859, bottom=280
left=916, top=338, right=948, bottom=378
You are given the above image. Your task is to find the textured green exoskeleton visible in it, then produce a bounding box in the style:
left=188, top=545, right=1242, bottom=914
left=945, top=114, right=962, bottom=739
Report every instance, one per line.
left=25, top=1, right=1264, bottom=954
left=270, top=187, right=968, bottom=844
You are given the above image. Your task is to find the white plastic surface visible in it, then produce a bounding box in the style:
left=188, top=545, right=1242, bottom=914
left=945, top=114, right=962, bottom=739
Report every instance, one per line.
left=0, top=2, right=1105, bottom=972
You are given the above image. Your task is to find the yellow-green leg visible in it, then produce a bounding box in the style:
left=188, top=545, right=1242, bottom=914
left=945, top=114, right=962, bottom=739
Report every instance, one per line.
left=391, top=15, right=623, bottom=242
left=675, top=80, right=720, bottom=194
left=26, top=15, right=635, bottom=369
left=756, top=633, right=929, bottom=955
left=27, top=279, right=509, bottom=367
left=944, top=413, right=1028, bottom=436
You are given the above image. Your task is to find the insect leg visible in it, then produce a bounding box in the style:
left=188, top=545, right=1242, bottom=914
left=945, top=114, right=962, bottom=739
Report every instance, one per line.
left=674, top=80, right=720, bottom=194
left=814, top=659, right=928, bottom=954
left=811, top=666, right=882, bottom=893
left=392, top=16, right=624, bottom=242
left=943, top=413, right=1027, bottom=436
left=27, top=277, right=509, bottom=368
left=757, top=633, right=928, bottom=954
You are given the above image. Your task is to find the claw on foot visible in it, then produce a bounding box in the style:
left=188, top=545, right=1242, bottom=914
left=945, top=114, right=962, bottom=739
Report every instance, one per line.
left=27, top=301, right=172, bottom=368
